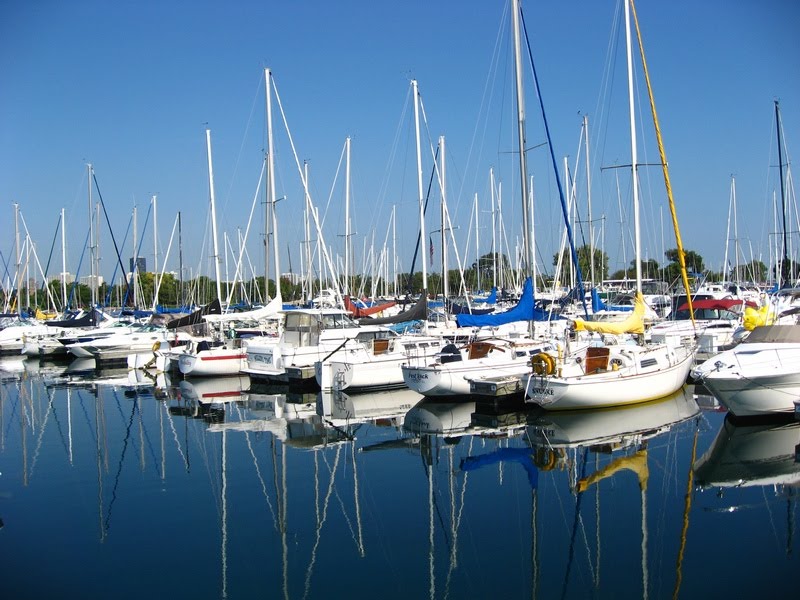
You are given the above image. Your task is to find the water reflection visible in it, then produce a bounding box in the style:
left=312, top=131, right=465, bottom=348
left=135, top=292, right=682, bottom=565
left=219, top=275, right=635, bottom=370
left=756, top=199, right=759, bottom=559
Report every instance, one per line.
left=694, top=416, right=800, bottom=497
left=3, top=364, right=797, bottom=599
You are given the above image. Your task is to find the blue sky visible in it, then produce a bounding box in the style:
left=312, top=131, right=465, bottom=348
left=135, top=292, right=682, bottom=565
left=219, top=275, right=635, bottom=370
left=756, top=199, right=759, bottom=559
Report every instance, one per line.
left=1, top=0, right=798, bottom=291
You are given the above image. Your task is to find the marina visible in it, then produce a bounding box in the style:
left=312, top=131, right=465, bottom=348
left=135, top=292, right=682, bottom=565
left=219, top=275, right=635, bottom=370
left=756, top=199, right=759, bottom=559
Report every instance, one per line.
left=2, top=1, right=799, bottom=596
left=1, top=357, right=797, bottom=599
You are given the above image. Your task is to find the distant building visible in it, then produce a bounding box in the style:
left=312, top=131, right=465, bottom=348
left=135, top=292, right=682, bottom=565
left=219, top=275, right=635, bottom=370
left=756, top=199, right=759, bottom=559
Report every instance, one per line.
left=130, top=257, right=147, bottom=273
left=48, top=272, right=75, bottom=284
left=80, top=275, right=104, bottom=287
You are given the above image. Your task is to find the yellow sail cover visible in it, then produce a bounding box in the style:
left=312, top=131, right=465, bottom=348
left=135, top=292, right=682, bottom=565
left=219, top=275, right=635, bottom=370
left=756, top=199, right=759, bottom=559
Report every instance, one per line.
left=573, top=291, right=646, bottom=335
left=743, top=304, right=775, bottom=331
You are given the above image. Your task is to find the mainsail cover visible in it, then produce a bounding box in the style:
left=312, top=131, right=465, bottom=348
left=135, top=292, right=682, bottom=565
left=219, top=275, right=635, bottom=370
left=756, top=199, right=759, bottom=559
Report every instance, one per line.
left=356, top=294, right=426, bottom=325
left=343, top=295, right=397, bottom=318
left=455, top=278, right=556, bottom=327
left=165, top=298, right=222, bottom=330
left=204, top=295, right=283, bottom=324
left=573, top=291, right=645, bottom=335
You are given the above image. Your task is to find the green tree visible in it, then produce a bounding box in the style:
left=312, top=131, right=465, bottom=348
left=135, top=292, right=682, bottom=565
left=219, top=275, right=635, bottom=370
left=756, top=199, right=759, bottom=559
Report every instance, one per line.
left=732, top=260, right=767, bottom=283
left=663, top=248, right=705, bottom=284
left=552, top=245, right=609, bottom=282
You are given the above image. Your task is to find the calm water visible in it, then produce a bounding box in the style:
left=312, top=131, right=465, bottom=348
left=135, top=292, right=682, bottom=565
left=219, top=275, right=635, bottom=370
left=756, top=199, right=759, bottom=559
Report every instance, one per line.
left=1, top=356, right=797, bottom=599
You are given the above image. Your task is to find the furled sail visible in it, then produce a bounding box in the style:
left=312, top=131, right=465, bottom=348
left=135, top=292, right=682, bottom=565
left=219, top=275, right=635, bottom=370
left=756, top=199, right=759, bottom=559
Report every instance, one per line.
left=455, top=278, right=557, bottom=327
left=573, top=291, right=645, bottom=335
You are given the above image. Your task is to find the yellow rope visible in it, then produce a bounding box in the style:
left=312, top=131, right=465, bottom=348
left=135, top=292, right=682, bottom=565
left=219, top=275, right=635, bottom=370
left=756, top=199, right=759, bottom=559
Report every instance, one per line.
left=629, top=0, right=695, bottom=327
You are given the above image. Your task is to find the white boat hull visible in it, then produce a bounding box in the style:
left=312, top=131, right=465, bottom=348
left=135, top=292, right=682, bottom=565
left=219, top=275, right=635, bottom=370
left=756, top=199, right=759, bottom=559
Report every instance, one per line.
left=692, top=339, right=800, bottom=417
left=523, top=344, right=696, bottom=410
left=177, top=347, right=247, bottom=377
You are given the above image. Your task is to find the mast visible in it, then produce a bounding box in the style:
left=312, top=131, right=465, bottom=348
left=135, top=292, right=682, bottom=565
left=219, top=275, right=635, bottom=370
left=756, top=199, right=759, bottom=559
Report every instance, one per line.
left=178, top=211, right=184, bottom=307
left=439, top=135, right=449, bottom=300
left=344, top=136, right=352, bottom=296
left=474, top=192, right=480, bottom=292
left=205, top=128, right=223, bottom=306
left=152, top=194, right=158, bottom=296
left=412, top=79, right=428, bottom=293
left=132, top=203, right=139, bottom=308
left=61, top=207, right=67, bottom=310
left=87, top=163, right=97, bottom=307
left=14, top=203, right=20, bottom=311
left=512, top=0, right=534, bottom=282
left=491, top=169, right=497, bottom=290
left=584, top=115, right=595, bottom=287
left=265, top=68, right=281, bottom=299
left=624, top=0, right=642, bottom=293
left=775, top=100, right=789, bottom=288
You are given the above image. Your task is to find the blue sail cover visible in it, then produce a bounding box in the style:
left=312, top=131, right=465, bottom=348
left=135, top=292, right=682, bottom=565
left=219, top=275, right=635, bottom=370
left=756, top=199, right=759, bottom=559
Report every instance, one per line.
left=591, top=287, right=633, bottom=313
left=461, top=447, right=538, bottom=489
left=455, top=278, right=558, bottom=327
left=472, top=287, right=497, bottom=305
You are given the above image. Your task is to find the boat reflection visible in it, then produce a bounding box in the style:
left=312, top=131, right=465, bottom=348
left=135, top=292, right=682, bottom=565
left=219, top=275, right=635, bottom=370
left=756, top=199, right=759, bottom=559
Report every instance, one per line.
left=403, top=397, right=477, bottom=437
left=526, top=385, right=701, bottom=456
left=694, top=416, right=800, bottom=493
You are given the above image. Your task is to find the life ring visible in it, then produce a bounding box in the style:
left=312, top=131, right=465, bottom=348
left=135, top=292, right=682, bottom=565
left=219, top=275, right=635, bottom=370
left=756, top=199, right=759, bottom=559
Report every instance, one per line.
left=534, top=447, right=558, bottom=471
left=531, top=352, right=555, bottom=376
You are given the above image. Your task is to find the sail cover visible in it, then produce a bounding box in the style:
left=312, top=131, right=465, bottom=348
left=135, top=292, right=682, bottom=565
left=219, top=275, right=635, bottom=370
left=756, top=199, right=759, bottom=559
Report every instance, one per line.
left=356, top=294, right=426, bottom=325
left=455, top=278, right=557, bottom=327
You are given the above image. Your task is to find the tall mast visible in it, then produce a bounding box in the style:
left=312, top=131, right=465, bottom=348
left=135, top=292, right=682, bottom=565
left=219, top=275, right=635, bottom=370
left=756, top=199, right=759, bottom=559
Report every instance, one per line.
left=584, top=114, right=595, bottom=287
left=205, top=128, right=223, bottom=306
left=265, top=68, right=281, bottom=298
left=775, top=100, right=789, bottom=288
left=490, top=169, right=497, bottom=290
left=344, top=136, right=351, bottom=296
left=14, top=203, right=20, bottom=310
left=624, top=0, right=642, bottom=293
left=178, top=211, right=184, bottom=306
left=474, top=192, right=480, bottom=292
left=512, top=0, right=534, bottom=281
left=412, top=79, right=428, bottom=293
left=722, top=176, right=733, bottom=282
left=87, top=163, right=96, bottom=307
left=439, top=135, right=449, bottom=300
left=132, top=203, right=138, bottom=308
left=152, top=194, right=158, bottom=282
left=61, top=207, right=67, bottom=309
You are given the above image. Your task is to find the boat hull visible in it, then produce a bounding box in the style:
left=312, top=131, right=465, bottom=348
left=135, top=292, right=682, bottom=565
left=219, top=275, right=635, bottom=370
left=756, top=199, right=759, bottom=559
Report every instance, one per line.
left=523, top=345, right=696, bottom=410
left=178, top=348, right=247, bottom=376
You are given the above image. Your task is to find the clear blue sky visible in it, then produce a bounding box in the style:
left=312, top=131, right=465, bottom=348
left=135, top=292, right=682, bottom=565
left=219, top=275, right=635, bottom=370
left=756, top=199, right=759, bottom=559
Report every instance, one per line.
left=2, top=0, right=798, bottom=291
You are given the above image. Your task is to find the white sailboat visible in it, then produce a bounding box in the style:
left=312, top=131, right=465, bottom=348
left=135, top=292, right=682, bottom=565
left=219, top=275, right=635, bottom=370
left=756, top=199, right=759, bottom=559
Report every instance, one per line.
left=521, top=0, right=696, bottom=410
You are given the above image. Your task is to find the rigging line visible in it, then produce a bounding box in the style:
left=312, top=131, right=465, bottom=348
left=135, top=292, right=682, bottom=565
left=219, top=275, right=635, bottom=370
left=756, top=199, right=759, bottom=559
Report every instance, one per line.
left=136, top=391, right=162, bottom=476
left=37, top=213, right=62, bottom=301
left=629, top=0, right=694, bottom=323
left=28, top=390, right=55, bottom=479
left=91, top=171, right=132, bottom=305
left=165, top=397, right=189, bottom=472
left=104, top=392, right=139, bottom=534
left=237, top=404, right=279, bottom=529
left=520, top=8, right=588, bottom=319
left=405, top=146, right=440, bottom=294
left=323, top=446, right=361, bottom=551
left=104, top=216, right=132, bottom=307
left=671, top=422, right=699, bottom=600
left=302, top=445, right=343, bottom=600
left=561, top=447, right=590, bottom=600
left=47, top=387, right=71, bottom=458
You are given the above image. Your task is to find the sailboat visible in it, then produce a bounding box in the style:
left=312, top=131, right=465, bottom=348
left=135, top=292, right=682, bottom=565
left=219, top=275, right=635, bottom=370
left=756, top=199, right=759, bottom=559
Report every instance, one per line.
left=521, top=0, right=696, bottom=410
